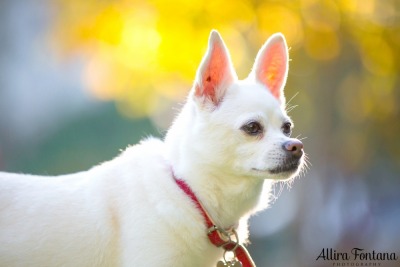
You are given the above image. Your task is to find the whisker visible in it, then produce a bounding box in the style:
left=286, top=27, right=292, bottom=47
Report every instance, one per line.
left=277, top=182, right=285, bottom=198
left=301, top=154, right=312, bottom=174
left=270, top=181, right=286, bottom=203
left=286, top=105, right=298, bottom=114
left=294, top=134, right=308, bottom=141
left=285, top=92, right=299, bottom=108
left=270, top=184, right=279, bottom=203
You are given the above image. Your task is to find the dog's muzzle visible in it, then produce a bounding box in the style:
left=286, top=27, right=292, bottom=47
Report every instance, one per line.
left=269, top=139, right=304, bottom=174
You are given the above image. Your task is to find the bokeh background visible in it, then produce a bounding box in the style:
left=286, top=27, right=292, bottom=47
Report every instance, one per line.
left=0, top=0, right=399, bottom=266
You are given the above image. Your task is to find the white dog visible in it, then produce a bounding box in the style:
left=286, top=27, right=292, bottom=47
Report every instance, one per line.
left=0, top=30, right=304, bottom=267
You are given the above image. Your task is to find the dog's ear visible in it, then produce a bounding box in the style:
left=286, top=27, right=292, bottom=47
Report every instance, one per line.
left=193, top=30, right=237, bottom=106
left=250, top=33, right=289, bottom=103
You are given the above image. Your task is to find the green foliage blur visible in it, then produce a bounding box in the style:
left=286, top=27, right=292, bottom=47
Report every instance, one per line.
left=8, top=104, right=159, bottom=175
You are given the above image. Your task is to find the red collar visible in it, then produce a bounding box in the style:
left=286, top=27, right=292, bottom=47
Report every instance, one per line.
left=173, top=175, right=256, bottom=267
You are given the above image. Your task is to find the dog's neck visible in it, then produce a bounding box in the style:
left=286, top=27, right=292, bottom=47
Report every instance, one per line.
left=174, top=165, right=266, bottom=229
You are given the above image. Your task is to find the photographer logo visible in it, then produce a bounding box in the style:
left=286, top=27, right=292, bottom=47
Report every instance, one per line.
left=316, top=248, right=398, bottom=266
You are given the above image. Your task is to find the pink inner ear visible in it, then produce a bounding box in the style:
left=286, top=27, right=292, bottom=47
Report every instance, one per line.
left=257, top=42, right=287, bottom=99
left=196, top=43, right=229, bottom=104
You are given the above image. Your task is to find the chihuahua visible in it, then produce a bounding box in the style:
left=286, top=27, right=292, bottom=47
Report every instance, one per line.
left=0, top=30, right=304, bottom=267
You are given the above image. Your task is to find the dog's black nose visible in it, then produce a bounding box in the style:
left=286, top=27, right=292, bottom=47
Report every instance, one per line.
left=283, top=139, right=304, bottom=158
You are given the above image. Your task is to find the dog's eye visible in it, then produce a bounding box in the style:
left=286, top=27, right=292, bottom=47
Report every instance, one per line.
left=282, top=122, right=292, bottom=136
left=241, top=121, right=263, bottom=136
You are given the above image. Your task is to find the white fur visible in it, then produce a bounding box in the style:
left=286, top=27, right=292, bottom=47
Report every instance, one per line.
left=0, top=30, right=303, bottom=267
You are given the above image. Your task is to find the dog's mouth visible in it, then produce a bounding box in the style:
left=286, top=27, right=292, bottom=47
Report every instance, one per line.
left=269, top=159, right=301, bottom=174
left=253, top=158, right=301, bottom=175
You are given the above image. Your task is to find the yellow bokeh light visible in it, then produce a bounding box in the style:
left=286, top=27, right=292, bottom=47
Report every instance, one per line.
left=304, top=28, right=340, bottom=61
left=360, top=36, right=395, bottom=76
left=301, top=0, right=341, bottom=31
left=257, top=4, right=304, bottom=49
left=51, top=0, right=398, bottom=122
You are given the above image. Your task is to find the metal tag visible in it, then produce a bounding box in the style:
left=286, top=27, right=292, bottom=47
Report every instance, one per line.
left=231, top=260, right=243, bottom=267
left=217, top=259, right=243, bottom=267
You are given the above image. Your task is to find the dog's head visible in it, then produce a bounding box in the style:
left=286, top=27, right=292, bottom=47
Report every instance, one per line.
left=167, top=30, right=304, bottom=181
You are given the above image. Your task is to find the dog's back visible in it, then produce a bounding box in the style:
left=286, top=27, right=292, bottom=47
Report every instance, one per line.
left=0, top=138, right=222, bottom=267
